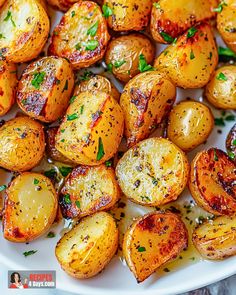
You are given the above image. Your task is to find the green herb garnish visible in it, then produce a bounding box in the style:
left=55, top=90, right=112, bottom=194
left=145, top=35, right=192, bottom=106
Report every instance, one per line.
left=102, top=4, right=113, bottom=18
left=69, top=96, right=76, bottom=104
left=75, top=200, right=81, bottom=208
left=4, top=11, right=16, bottom=27
left=84, top=40, right=99, bottom=51
left=33, top=179, right=39, bottom=185
left=216, top=72, right=228, bottom=81
left=187, top=27, right=198, bottom=38
left=67, top=113, right=78, bottom=121
left=96, top=137, right=105, bottom=161
left=190, top=50, right=195, bottom=60
left=31, top=72, right=46, bottom=89
left=138, top=54, right=154, bottom=72
left=213, top=1, right=227, bottom=13
left=160, top=31, right=174, bottom=43
left=71, top=11, right=75, bottom=17
left=80, top=105, right=84, bottom=114
left=87, top=21, right=99, bottom=37
left=0, top=185, right=6, bottom=192
left=23, top=250, right=37, bottom=257
left=137, top=246, right=146, bottom=252
left=47, top=231, right=55, bottom=238
left=64, top=194, right=71, bottom=204
left=59, top=166, right=73, bottom=177
left=114, top=60, right=126, bottom=68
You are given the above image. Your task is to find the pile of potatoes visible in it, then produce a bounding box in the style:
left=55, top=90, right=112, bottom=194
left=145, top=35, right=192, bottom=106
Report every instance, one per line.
left=0, top=0, right=236, bottom=284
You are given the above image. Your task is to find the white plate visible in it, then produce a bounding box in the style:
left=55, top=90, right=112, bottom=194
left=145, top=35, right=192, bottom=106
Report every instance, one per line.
left=0, top=5, right=236, bottom=295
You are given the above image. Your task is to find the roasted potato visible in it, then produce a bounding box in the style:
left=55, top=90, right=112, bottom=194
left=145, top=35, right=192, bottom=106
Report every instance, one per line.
left=205, top=65, right=236, bottom=109
left=0, top=116, right=45, bottom=172
left=0, top=60, right=17, bottom=116
left=193, top=215, right=236, bottom=260
left=17, top=56, right=74, bottom=123
left=226, top=124, right=236, bottom=163
left=217, top=0, right=236, bottom=53
left=103, top=0, right=152, bottom=31
left=154, top=23, right=218, bottom=89
left=151, top=0, right=218, bottom=43
left=123, top=211, right=188, bottom=283
left=3, top=172, right=57, bottom=242
left=59, top=165, right=120, bottom=219
left=0, top=0, right=49, bottom=63
left=120, top=71, right=176, bottom=147
left=74, top=74, right=120, bottom=101
left=56, top=91, right=124, bottom=166
left=167, top=101, right=214, bottom=152
left=48, top=1, right=110, bottom=69
left=189, top=148, right=236, bottom=216
left=55, top=212, right=118, bottom=279
left=47, top=0, right=102, bottom=11
left=116, top=138, right=189, bottom=206
left=105, top=33, right=155, bottom=83
left=0, top=0, right=5, bottom=6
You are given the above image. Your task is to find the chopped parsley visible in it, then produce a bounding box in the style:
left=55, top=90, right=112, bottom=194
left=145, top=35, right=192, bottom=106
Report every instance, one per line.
left=75, top=200, right=81, bottom=208
left=141, top=195, right=151, bottom=202
left=4, top=11, right=16, bottom=27
left=114, top=60, right=126, bottom=68
left=67, top=113, right=78, bottom=121
left=59, top=166, right=73, bottom=177
left=0, top=33, right=5, bottom=39
left=187, top=27, right=198, bottom=38
left=102, top=4, right=113, bottom=18
left=33, top=178, right=39, bottom=185
left=84, top=40, right=99, bottom=51
left=190, top=50, right=195, bottom=60
left=87, top=21, right=99, bottom=37
left=69, top=96, right=76, bottom=104
left=225, top=114, right=235, bottom=121
left=31, top=72, right=46, bottom=89
left=107, top=63, right=113, bottom=72
left=153, top=2, right=161, bottom=9
left=71, top=11, right=75, bottom=17
left=233, top=139, right=236, bottom=146
left=138, top=54, right=154, bottom=72
left=228, top=151, right=235, bottom=160
left=80, top=105, right=84, bottom=114
left=213, top=1, right=227, bottom=13
left=218, top=46, right=236, bottom=62
left=23, top=250, right=37, bottom=257
left=96, top=137, right=105, bottom=161
left=0, top=185, right=6, bottom=192
left=47, top=231, right=55, bottom=238
left=160, top=31, right=174, bottom=43
left=213, top=149, right=218, bottom=161
left=214, top=117, right=225, bottom=126
left=75, top=43, right=81, bottom=51
left=79, top=70, right=93, bottom=82
left=216, top=72, right=228, bottom=81
left=105, top=160, right=112, bottom=167
left=137, top=246, right=146, bottom=252
left=64, top=194, right=71, bottom=204
left=44, top=168, right=57, bottom=178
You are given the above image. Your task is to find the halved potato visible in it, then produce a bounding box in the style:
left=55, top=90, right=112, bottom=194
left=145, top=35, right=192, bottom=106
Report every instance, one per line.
left=189, top=148, right=236, bottom=216
left=3, top=172, right=57, bottom=242
left=47, top=0, right=102, bottom=11
left=154, top=23, right=218, bottom=89
left=0, top=60, right=17, bottom=116
left=56, top=91, right=124, bottom=166
left=226, top=123, right=236, bottom=163
left=0, top=116, right=45, bottom=172
left=48, top=1, right=110, bottom=69
left=193, top=215, right=236, bottom=260
left=0, top=0, right=49, bottom=63
left=151, top=0, right=218, bottom=43
left=120, top=71, right=176, bottom=147
left=59, top=165, right=120, bottom=219
left=55, top=212, right=118, bottom=279
left=116, top=138, right=189, bottom=206
left=123, top=211, right=188, bottom=283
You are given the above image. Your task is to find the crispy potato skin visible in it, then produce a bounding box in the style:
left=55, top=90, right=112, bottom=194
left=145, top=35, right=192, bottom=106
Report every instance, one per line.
left=0, top=0, right=49, bottom=63
left=189, top=148, right=236, bottom=216
left=167, top=101, right=214, bottom=152
left=104, top=0, right=152, bottom=31
left=3, top=172, right=57, bottom=243
left=154, top=23, right=218, bottom=89
left=123, top=211, right=188, bottom=283
left=120, top=71, right=176, bottom=147
left=17, top=56, right=74, bottom=123
left=151, top=0, right=218, bottom=43
left=105, top=33, right=155, bottom=83
left=0, top=60, right=17, bottom=116
left=74, top=74, right=120, bottom=101
left=49, top=1, right=110, bottom=69
left=193, top=215, right=236, bottom=260
left=226, top=124, right=236, bottom=164
left=56, top=91, right=124, bottom=166
left=205, top=65, right=236, bottom=109
left=116, top=138, right=189, bottom=206
left=0, top=117, right=45, bottom=172
left=55, top=212, right=118, bottom=279
left=47, top=0, right=102, bottom=11
left=217, top=0, right=236, bottom=53
left=59, top=165, right=120, bottom=219
left=0, top=0, right=5, bottom=6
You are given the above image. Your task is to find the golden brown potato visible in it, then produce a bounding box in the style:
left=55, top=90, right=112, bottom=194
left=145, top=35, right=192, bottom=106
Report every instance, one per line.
left=193, top=215, right=236, bottom=260
left=123, top=211, right=188, bottom=283
left=59, top=165, right=120, bottom=219
left=217, top=0, right=236, bottom=53
left=189, top=148, right=236, bottom=216
left=17, top=56, right=74, bottom=123
left=154, top=23, right=218, bottom=89
left=74, top=74, right=120, bottom=101
left=0, top=0, right=49, bottom=63
left=56, top=91, right=124, bottom=166
left=0, top=0, right=5, bottom=6
left=0, top=60, right=17, bottom=116
left=47, top=0, right=102, bottom=11
left=48, top=1, right=110, bottom=69
left=103, top=0, right=152, bottom=31
left=105, top=33, right=155, bottom=83
left=226, top=124, right=236, bottom=163
left=55, top=212, right=118, bottom=279
left=0, top=116, right=45, bottom=172
left=205, top=65, right=236, bottom=109
left=120, top=71, right=176, bottom=147
left=151, top=0, right=218, bottom=43
left=167, top=101, right=214, bottom=152
left=3, top=172, right=57, bottom=242
left=116, top=138, right=189, bottom=206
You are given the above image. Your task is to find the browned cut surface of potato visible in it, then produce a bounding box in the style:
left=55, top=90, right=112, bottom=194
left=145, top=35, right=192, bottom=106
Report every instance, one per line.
left=189, top=148, right=236, bottom=216
left=105, top=33, right=155, bottom=83
left=0, top=0, right=49, bottom=63
left=0, top=60, right=17, bottom=116
left=59, top=165, right=120, bottom=219
left=48, top=1, right=110, bottom=69
left=120, top=71, right=176, bottom=147
left=123, top=211, right=188, bottom=283
left=193, top=215, right=236, bottom=260
left=3, top=172, right=58, bottom=242
left=116, top=138, right=189, bottom=206
left=55, top=212, right=118, bottom=279
left=226, top=124, right=236, bottom=163
left=0, top=116, right=45, bottom=172
left=154, top=23, right=218, bottom=89
left=205, top=65, right=236, bottom=109
left=151, top=0, right=218, bottom=43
